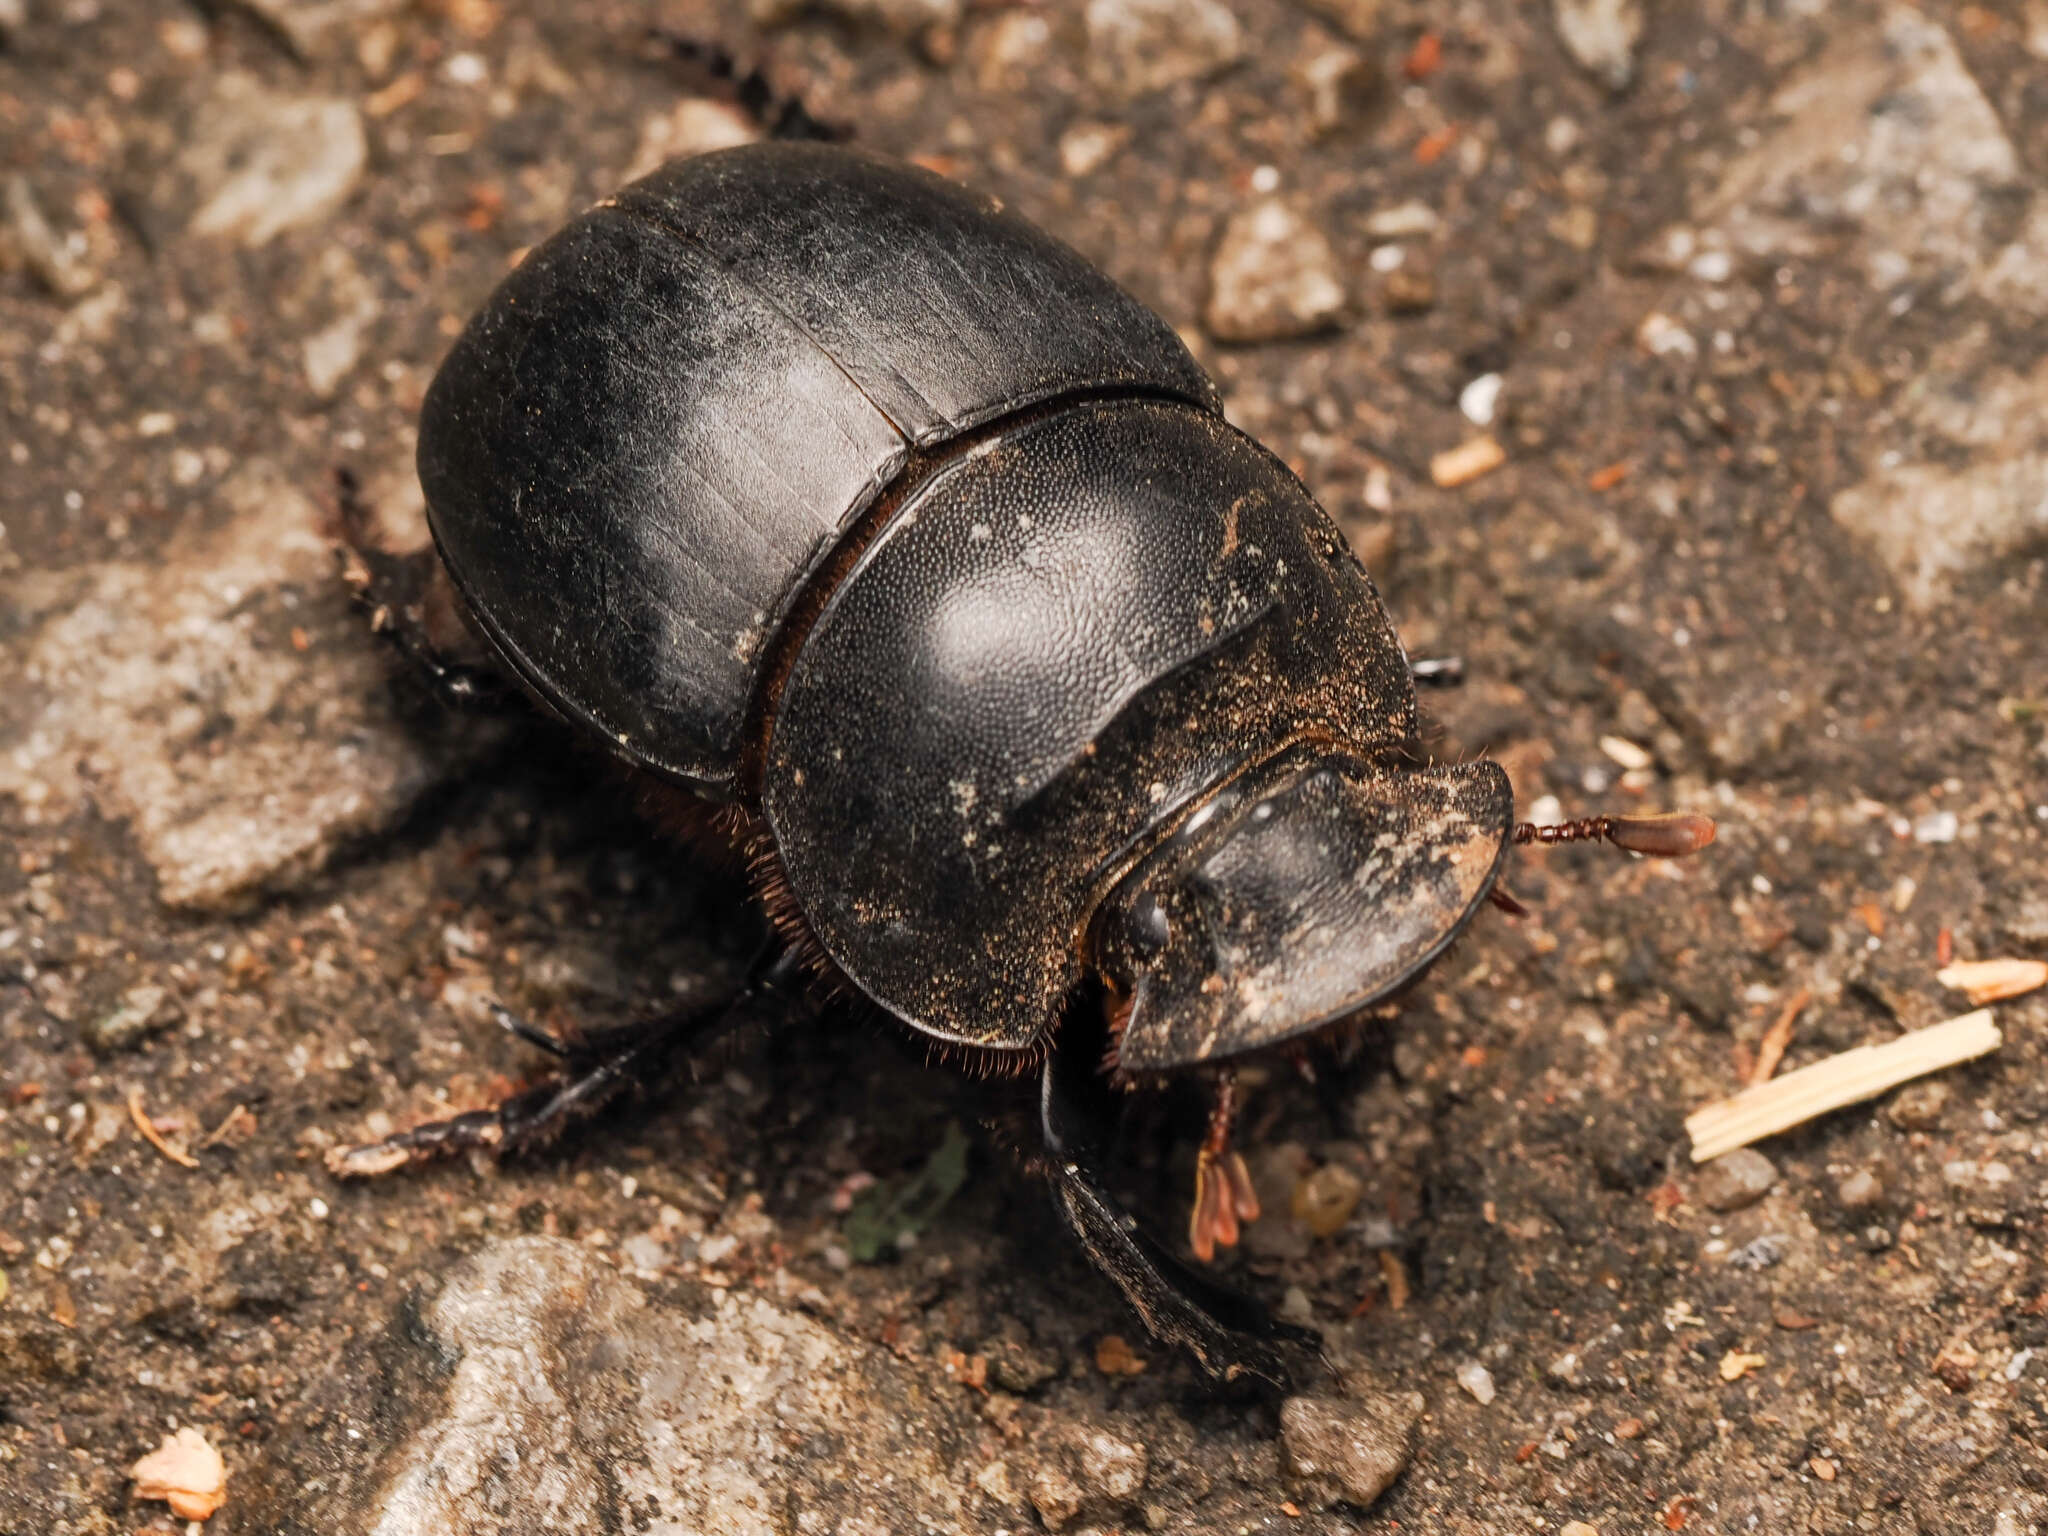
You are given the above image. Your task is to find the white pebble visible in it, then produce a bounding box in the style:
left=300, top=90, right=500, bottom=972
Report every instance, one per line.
left=1459, top=373, right=1503, bottom=427
left=1455, top=1360, right=1496, bottom=1404
left=1913, top=810, right=1958, bottom=844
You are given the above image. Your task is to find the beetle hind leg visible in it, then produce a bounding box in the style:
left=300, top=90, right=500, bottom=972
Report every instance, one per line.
left=328, top=950, right=805, bottom=1178
left=1040, top=1047, right=1317, bottom=1389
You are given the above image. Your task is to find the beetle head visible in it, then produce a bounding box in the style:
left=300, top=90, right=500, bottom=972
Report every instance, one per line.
left=1096, top=750, right=1512, bottom=1073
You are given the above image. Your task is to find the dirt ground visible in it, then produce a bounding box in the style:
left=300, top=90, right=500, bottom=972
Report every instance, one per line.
left=4, top=0, right=2048, bottom=1531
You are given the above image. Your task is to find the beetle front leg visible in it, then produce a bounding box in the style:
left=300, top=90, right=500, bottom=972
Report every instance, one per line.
left=1039, top=1046, right=1317, bottom=1389
left=334, top=467, right=507, bottom=711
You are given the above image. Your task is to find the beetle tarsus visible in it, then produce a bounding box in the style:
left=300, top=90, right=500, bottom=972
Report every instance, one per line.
left=1042, top=1044, right=1312, bottom=1389
left=1188, top=1071, right=1260, bottom=1262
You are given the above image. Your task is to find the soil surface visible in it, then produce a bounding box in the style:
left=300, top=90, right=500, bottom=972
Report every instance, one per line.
left=4, top=1, right=2047, bottom=1533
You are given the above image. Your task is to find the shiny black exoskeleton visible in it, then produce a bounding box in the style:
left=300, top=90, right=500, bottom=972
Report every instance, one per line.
left=336, top=142, right=1711, bottom=1387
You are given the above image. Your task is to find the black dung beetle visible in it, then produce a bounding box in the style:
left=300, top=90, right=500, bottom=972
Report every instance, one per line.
left=335, top=141, right=1714, bottom=1387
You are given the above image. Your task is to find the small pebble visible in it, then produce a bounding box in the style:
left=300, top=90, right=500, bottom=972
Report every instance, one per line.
left=1834, top=1169, right=1884, bottom=1210
left=1279, top=1391, right=1422, bottom=1507
left=1913, top=810, right=1959, bottom=844
left=1380, top=263, right=1436, bottom=313
left=1561, top=1523, right=1601, bottom=1536
left=1057, top=122, right=1130, bottom=179
left=1291, top=1161, right=1364, bottom=1237
left=1552, top=0, right=1642, bottom=89
left=1637, top=311, right=1698, bottom=359
left=1695, top=1147, right=1775, bottom=1212
left=1295, top=45, right=1378, bottom=137
left=1454, top=1360, right=1496, bottom=1404
left=1076, top=1429, right=1148, bottom=1501
left=1887, top=1080, right=1949, bottom=1131
left=1204, top=199, right=1347, bottom=342
left=1726, top=1233, right=1790, bottom=1270
left=1026, top=1463, right=1085, bottom=1530
left=1363, top=201, right=1438, bottom=239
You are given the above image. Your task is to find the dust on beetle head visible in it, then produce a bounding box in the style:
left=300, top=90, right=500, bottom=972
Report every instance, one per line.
left=1093, top=747, right=1514, bottom=1076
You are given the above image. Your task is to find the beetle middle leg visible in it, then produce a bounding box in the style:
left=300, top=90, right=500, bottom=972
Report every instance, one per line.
left=1038, top=1036, right=1317, bottom=1390
left=328, top=947, right=807, bottom=1178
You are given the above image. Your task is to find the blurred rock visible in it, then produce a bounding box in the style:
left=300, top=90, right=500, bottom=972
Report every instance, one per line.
left=2005, top=892, right=2048, bottom=949
left=1553, top=0, right=1642, bottom=90
left=1205, top=199, right=1346, bottom=342
left=82, top=983, right=181, bottom=1055
left=1280, top=1390, right=1421, bottom=1508
left=751, top=0, right=960, bottom=40
left=223, top=0, right=407, bottom=62
left=624, top=98, right=761, bottom=183
left=1295, top=45, right=1378, bottom=137
left=3, top=174, right=97, bottom=300
left=968, top=8, right=1054, bottom=90
left=1697, top=7, right=2040, bottom=312
left=1058, top=121, right=1131, bottom=179
left=1295, top=0, right=1379, bottom=43
left=0, top=462, right=474, bottom=910
left=1695, top=1148, right=1776, bottom=1212
left=229, top=1237, right=987, bottom=1535
left=299, top=246, right=380, bottom=400
left=1831, top=343, right=2048, bottom=607
left=181, top=74, right=366, bottom=248
left=1085, top=0, right=1245, bottom=100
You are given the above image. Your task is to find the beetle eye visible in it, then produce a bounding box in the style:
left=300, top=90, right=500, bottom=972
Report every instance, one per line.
left=1127, top=893, right=1171, bottom=958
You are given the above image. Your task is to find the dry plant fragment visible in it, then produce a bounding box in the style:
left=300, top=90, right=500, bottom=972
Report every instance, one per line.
left=1687, top=1010, right=2000, bottom=1162
left=1936, top=958, right=2047, bottom=1005
left=1719, top=1349, right=1766, bottom=1382
left=130, top=1427, right=227, bottom=1520
left=127, top=1086, right=199, bottom=1168
left=1748, top=987, right=1811, bottom=1086
left=1429, top=434, right=1505, bottom=488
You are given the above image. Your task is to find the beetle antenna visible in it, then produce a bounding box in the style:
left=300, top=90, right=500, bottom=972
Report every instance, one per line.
left=1513, top=811, right=1716, bottom=858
